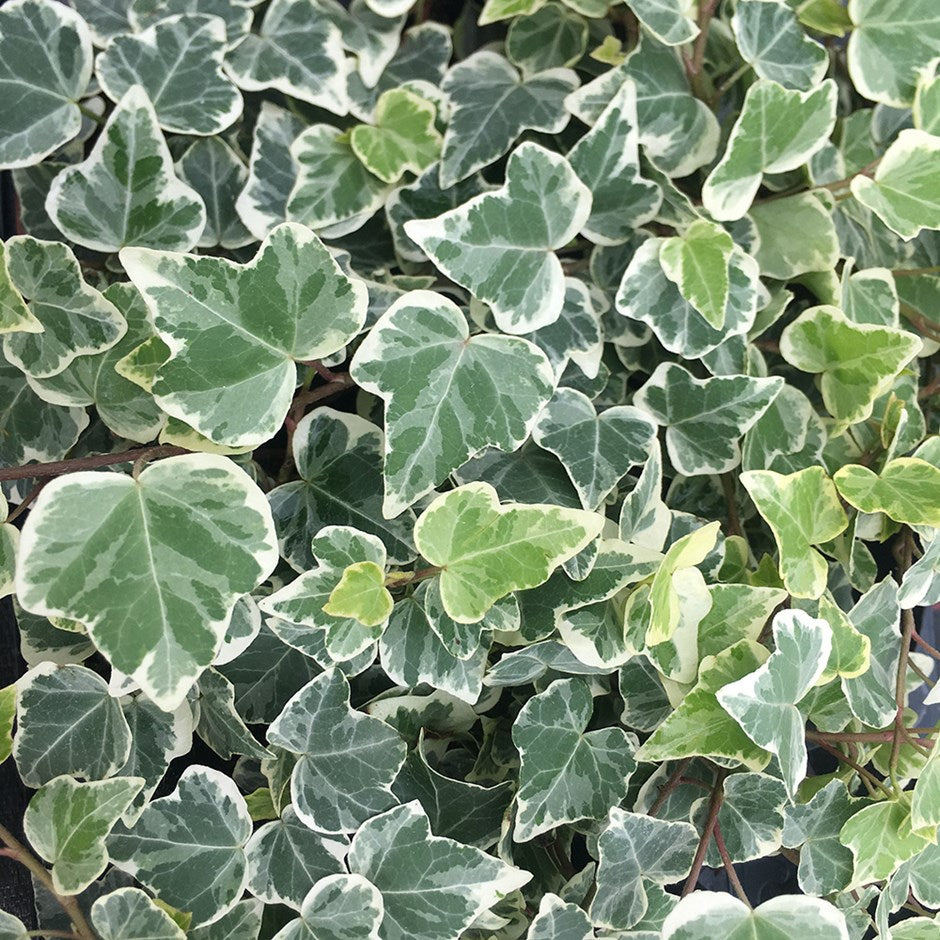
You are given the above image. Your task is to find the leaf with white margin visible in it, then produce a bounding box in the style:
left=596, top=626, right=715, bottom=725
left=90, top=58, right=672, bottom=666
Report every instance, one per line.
left=841, top=266, right=899, bottom=327
left=267, top=669, right=405, bottom=834
left=0, top=0, right=92, bottom=170
left=415, top=482, right=602, bottom=624
left=703, top=79, right=837, bottom=221
left=122, top=223, right=366, bottom=448
left=526, top=895, right=592, bottom=939
left=615, top=238, right=765, bottom=359
left=532, top=388, right=655, bottom=510
left=851, top=129, right=940, bottom=240
left=407, top=143, right=590, bottom=334
left=779, top=305, right=921, bottom=426
left=438, top=51, right=577, bottom=188
left=286, top=125, right=392, bottom=233
left=246, top=806, right=347, bottom=909
left=90, top=886, right=186, bottom=940
left=13, top=663, right=131, bottom=787
left=0, top=498, right=16, bottom=601
left=422, top=578, right=516, bottom=660
left=835, top=458, right=940, bottom=527
left=696, top=585, right=788, bottom=660
left=635, top=364, right=783, bottom=478
left=0, top=683, right=11, bottom=765
left=847, top=0, right=940, bottom=107
left=350, top=291, right=555, bottom=518
left=324, top=561, right=393, bottom=627
left=590, top=809, right=698, bottom=930
left=320, top=0, right=404, bottom=90
left=0, top=241, right=41, bottom=335
left=912, top=737, right=940, bottom=832
left=840, top=801, right=932, bottom=889
left=742, top=385, right=826, bottom=476
left=272, top=874, right=383, bottom=940
left=45, top=87, right=206, bottom=253
left=187, top=899, right=262, bottom=940
left=810, top=595, right=869, bottom=683
left=619, top=441, right=671, bottom=552
left=506, top=4, right=587, bottom=74
left=195, top=668, right=271, bottom=761
left=16, top=455, right=278, bottom=710
left=624, top=0, right=697, bottom=45
left=662, top=893, right=850, bottom=940
left=95, top=15, right=241, bottom=136
left=347, top=801, right=531, bottom=940
left=24, top=775, right=144, bottom=895
left=748, top=193, right=840, bottom=281
left=512, top=677, right=636, bottom=841
left=717, top=610, right=831, bottom=798
left=900, top=534, right=940, bottom=611
left=740, top=467, right=848, bottom=599
left=914, top=64, right=940, bottom=133
left=130, top=0, right=253, bottom=45
left=485, top=641, right=610, bottom=687
left=478, top=0, right=544, bottom=24
left=567, top=80, right=662, bottom=245
left=2, top=236, right=125, bottom=380
left=108, top=765, right=252, bottom=927
left=0, top=910, right=27, bottom=940
left=732, top=0, right=828, bottom=90
left=224, top=0, right=349, bottom=113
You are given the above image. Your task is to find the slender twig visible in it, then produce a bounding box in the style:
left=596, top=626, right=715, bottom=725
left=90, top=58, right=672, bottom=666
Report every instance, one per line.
left=814, top=158, right=881, bottom=195
left=5, top=479, right=49, bottom=525
left=808, top=729, right=933, bottom=745
left=713, top=822, right=750, bottom=907
left=892, top=265, right=940, bottom=278
left=909, top=658, right=936, bottom=689
left=684, top=0, right=718, bottom=100
left=911, top=630, right=940, bottom=661
left=712, top=61, right=752, bottom=103
left=77, top=103, right=104, bottom=126
left=681, top=771, right=727, bottom=896
left=26, top=932, right=84, bottom=939
left=811, top=740, right=893, bottom=798
left=385, top=566, right=443, bottom=588
left=647, top=758, right=693, bottom=816
left=0, top=445, right=188, bottom=483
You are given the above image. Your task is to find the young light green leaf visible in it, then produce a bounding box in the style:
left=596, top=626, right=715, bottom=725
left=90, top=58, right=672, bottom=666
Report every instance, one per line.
left=90, top=887, right=186, bottom=940
left=634, top=364, right=783, bottom=477
left=267, top=669, right=405, bottom=834
left=414, top=482, right=603, bottom=623
left=350, top=291, right=555, bottom=518
left=45, top=86, right=206, bottom=253
left=24, top=775, right=144, bottom=895
left=840, top=801, right=932, bottom=888
left=122, top=223, right=366, bottom=448
left=273, top=874, right=384, bottom=940
left=812, top=595, right=870, bottom=682
left=406, top=143, right=591, bottom=334
left=0, top=0, right=93, bottom=170
left=702, top=79, right=837, bottom=220
left=740, top=467, right=848, bottom=599
left=624, top=0, right=697, bottom=45
left=526, top=893, right=592, bottom=940
left=0, top=683, right=13, bottom=766
left=717, top=609, right=832, bottom=797
left=16, top=455, right=278, bottom=710
left=834, top=458, right=940, bottom=527
left=107, top=765, right=252, bottom=926
left=324, top=561, right=394, bottom=627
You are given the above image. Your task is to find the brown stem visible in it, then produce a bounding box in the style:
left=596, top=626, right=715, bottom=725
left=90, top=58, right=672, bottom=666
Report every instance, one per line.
left=713, top=822, right=750, bottom=907
left=918, top=373, right=940, bottom=402
left=5, top=479, right=49, bottom=525
left=681, top=771, right=726, bottom=896
left=647, top=757, right=693, bottom=816
left=385, top=565, right=443, bottom=588
left=814, top=158, right=881, bottom=195
left=807, top=729, right=933, bottom=745
left=892, top=265, right=940, bottom=278
left=900, top=305, right=940, bottom=343
left=811, top=740, right=893, bottom=798
left=0, top=445, right=188, bottom=483
left=685, top=0, right=718, bottom=100
left=26, top=932, right=84, bottom=939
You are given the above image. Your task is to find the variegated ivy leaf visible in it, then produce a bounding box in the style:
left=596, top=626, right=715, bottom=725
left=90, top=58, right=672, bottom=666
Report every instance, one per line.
left=23, top=775, right=144, bottom=895
left=696, top=584, right=788, bottom=660
left=321, top=0, right=405, bottom=90
left=702, top=79, right=837, bottom=221
left=0, top=240, right=41, bottom=336
left=422, top=578, right=517, bottom=660
left=195, top=668, right=271, bottom=762
left=122, top=223, right=366, bottom=448
left=526, top=893, right=592, bottom=940
left=506, top=3, right=587, bottom=75
left=108, top=765, right=252, bottom=926
left=0, top=909, right=27, bottom=940
left=17, top=455, right=278, bottom=710
left=731, top=0, right=829, bottom=91
left=414, top=482, right=603, bottom=623
left=324, top=561, right=393, bottom=627
left=914, top=64, right=940, bottom=133
left=717, top=610, right=832, bottom=798
left=407, top=143, right=590, bottom=333
left=624, top=0, right=697, bottom=45
left=742, top=385, right=826, bottom=475
left=45, top=86, right=207, bottom=253
left=478, top=0, right=544, bottom=24
left=350, top=291, right=555, bottom=517
left=748, top=193, right=840, bottom=281
left=224, top=0, right=349, bottom=114
left=779, top=305, right=921, bottom=426
left=188, top=899, right=262, bottom=940
left=95, top=15, right=242, bottom=135
left=531, top=387, right=655, bottom=509
left=590, top=809, right=699, bottom=931
left=17, top=666, right=123, bottom=787
left=634, top=364, right=783, bottom=477
left=567, top=80, right=662, bottom=245
left=129, top=0, right=253, bottom=44
left=834, top=458, right=940, bottom=527
left=512, top=677, right=636, bottom=841
left=0, top=500, right=13, bottom=598
left=0, top=0, right=93, bottom=170
left=90, top=886, right=187, bottom=940
left=850, top=129, right=940, bottom=240
left=912, top=736, right=940, bottom=832
left=740, top=467, right=848, bottom=599
left=438, top=51, right=577, bottom=188
left=350, top=88, right=442, bottom=185
left=273, top=874, right=384, bottom=940
left=347, top=801, right=531, bottom=940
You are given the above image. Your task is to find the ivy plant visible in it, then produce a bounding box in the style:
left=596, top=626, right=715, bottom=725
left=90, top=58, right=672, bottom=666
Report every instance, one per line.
left=0, top=0, right=939, bottom=937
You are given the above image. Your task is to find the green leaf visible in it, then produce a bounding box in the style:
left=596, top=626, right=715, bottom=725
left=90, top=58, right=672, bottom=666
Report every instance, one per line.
left=23, top=775, right=144, bottom=895
left=195, top=668, right=271, bottom=762
left=95, top=14, right=241, bottom=135
left=912, top=740, right=940, bottom=832
left=350, top=290, right=555, bottom=517
left=834, top=458, right=940, bottom=526
left=732, top=0, right=829, bottom=90
left=0, top=240, right=41, bottom=335
left=122, top=223, right=366, bottom=448
left=438, top=51, right=577, bottom=187
left=779, top=304, right=921, bottom=426
left=0, top=683, right=14, bottom=766
left=696, top=584, right=788, bottom=659
left=914, top=64, right=940, bottom=133
left=45, top=86, right=206, bottom=253
left=187, top=899, right=261, bottom=940
left=742, top=385, right=826, bottom=475
left=347, top=801, right=531, bottom=940
left=129, top=0, right=253, bottom=42
left=0, top=0, right=92, bottom=169
left=740, top=467, right=848, bottom=599
left=90, top=887, right=186, bottom=940
left=13, top=663, right=131, bottom=787
left=527, top=893, right=592, bottom=940
left=851, top=129, right=940, bottom=240
left=406, top=143, right=591, bottom=333
left=267, top=669, right=405, bottom=834
left=274, top=874, right=384, bottom=940
left=414, top=482, right=603, bottom=623
left=840, top=801, right=932, bottom=888
left=717, top=609, right=832, bottom=797
left=324, top=561, right=394, bottom=628
left=624, top=0, right=698, bottom=45
left=350, top=89, right=442, bottom=185
left=748, top=193, right=840, bottom=280
left=512, top=677, right=636, bottom=841
left=703, top=79, right=837, bottom=220
left=423, top=577, right=516, bottom=660
left=478, top=0, right=544, bottom=24
left=813, top=595, right=870, bottom=682
left=108, top=765, right=252, bottom=926
left=635, top=364, right=783, bottom=477
left=506, top=3, right=588, bottom=74
left=16, top=454, right=278, bottom=710
left=590, top=808, right=698, bottom=930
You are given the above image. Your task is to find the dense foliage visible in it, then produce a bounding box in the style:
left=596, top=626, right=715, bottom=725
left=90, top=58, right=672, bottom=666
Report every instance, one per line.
left=0, top=0, right=939, bottom=937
